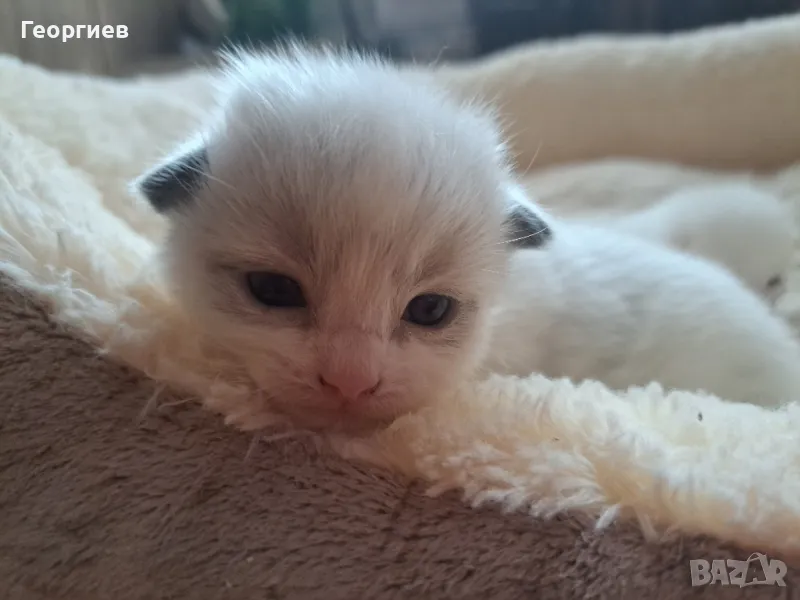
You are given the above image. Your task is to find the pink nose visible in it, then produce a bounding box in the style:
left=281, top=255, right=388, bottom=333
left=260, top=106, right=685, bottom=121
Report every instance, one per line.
left=318, top=369, right=381, bottom=401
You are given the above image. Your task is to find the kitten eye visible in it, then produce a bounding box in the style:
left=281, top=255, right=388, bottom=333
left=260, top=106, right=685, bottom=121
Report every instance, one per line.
left=245, top=272, right=306, bottom=308
left=767, top=276, right=784, bottom=289
left=403, top=294, right=456, bottom=328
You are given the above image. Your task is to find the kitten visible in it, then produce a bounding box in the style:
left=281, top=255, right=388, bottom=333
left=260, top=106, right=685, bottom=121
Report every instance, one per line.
left=601, top=183, right=796, bottom=304
left=135, top=45, right=800, bottom=432
left=134, top=45, right=549, bottom=432
left=481, top=204, right=800, bottom=406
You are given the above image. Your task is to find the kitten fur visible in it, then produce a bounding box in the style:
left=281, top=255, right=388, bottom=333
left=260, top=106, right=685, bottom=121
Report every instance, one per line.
left=136, top=45, right=800, bottom=431
left=135, top=45, right=546, bottom=432
left=605, top=183, right=796, bottom=304
left=482, top=210, right=800, bottom=406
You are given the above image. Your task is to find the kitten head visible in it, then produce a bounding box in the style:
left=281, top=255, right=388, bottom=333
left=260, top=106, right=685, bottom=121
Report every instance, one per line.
left=134, top=46, right=550, bottom=433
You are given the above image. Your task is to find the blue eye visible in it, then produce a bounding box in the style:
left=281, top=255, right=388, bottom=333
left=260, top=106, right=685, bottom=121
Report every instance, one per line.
left=403, top=294, right=456, bottom=328
left=245, top=272, right=306, bottom=308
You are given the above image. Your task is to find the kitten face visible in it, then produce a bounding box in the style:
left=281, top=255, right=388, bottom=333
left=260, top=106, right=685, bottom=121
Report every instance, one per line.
left=136, top=47, right=549, bottom=432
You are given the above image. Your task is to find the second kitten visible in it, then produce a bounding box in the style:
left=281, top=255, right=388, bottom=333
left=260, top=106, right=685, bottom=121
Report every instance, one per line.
left=597, top=183, right=796, bottom=304
left=483, top=205, right=800, bottom=406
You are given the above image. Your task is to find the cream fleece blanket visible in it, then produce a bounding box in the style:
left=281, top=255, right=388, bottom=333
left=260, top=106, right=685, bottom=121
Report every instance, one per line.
left=2, top=15, right=800, bottom=558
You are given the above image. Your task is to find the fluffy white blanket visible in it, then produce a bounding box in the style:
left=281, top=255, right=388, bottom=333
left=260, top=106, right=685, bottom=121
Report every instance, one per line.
left=2, top=14, right=800, bottom=557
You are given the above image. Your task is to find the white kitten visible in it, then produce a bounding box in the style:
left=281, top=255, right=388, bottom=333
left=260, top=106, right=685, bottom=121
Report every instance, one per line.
left=482, top=205, right=800, bottom=406
left=134, top=44, right=549, bottom=432
left=602, top=183, right=796, bottom=304
left=134, top=45, right=800, bottom=432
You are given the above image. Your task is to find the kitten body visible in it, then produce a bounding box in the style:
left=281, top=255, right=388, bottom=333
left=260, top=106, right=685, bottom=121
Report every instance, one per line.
left=483, top=214, right=800, bottom=406
left=600, top=183, right=796, bottom=303
left=135, top=45, right=800, bottom=431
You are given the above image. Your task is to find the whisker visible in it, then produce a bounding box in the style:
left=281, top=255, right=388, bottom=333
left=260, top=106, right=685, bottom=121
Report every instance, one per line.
left=180, top=162, right=237, bottom=191
left=429, top=44, right=450, bottom=68
left=261, top=430, right=306, bottom=444
left=244, top=433, right=261, bottom=462
left=157, top=397, right=194, bottom=409
left=497, top=226, right=550, bottom=246
left=522, top=141, right=544, bottom=174
left=136, top=384, right=166, bottom=424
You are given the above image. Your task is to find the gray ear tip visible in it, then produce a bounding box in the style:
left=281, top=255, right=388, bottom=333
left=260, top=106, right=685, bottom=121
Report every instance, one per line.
left=129, top=175, right=154, bottom=207
left=506, top=205, right=553, bottom=249
left=136, top=146, right=209, bottom=214
left=128, top=176, right=143, bottom=196
left=137, top=165, right=178, bottom=213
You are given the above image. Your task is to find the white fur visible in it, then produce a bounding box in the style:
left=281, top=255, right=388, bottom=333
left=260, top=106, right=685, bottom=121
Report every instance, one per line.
left=154, top=45, right=521, bottom=432
left=150, top=46, right=800, bottom=426
left=4, top=23, right=800, bottom=556
left=598, top=183, right=797, bottom=303
left=483, top=210, right=800, bottom=406
left=434, top=14, right=800, bottom=171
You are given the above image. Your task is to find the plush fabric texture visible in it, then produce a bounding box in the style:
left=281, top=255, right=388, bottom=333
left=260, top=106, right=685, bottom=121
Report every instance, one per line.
left=1, top=282, right=797, bottom=599
left=2, top=12, right=800, bottom=596
left=432, top=14, right=800, bottom=172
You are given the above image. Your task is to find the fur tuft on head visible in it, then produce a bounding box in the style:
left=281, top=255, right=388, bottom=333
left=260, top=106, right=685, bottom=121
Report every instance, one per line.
left=134, top=44, right=549, bottom=432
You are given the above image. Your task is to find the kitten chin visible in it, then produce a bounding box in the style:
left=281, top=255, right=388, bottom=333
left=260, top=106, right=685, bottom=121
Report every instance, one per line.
left=135, top=43, right=552, bottom=432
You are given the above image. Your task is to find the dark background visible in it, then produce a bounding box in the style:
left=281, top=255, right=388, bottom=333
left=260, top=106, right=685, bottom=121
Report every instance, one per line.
left=469, top=0, right=800, bottom=55
left=214, top=0, right=800, bottom=61
left=2, top=0, right=798, bottom=77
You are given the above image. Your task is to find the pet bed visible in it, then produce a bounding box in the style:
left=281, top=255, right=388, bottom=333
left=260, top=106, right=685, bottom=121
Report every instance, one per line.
left=2, top=13, right=800, bottom=598
left=0, top=282, right=790, bottom=598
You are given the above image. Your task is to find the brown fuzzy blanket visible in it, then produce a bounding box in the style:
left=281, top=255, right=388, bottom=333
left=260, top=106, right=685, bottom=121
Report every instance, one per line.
left=2, top=283, right=796, bottom=599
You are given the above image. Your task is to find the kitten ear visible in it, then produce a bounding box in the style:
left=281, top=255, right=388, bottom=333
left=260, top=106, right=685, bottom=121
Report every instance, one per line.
left=134, top=141, right=209, bottom=214
left=503, top=184, right=552, bottom=249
